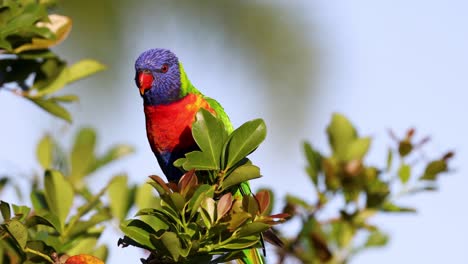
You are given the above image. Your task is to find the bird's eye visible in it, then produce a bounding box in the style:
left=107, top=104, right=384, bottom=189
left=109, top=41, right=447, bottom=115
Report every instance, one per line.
left=161, top=64, right=169, bottom=73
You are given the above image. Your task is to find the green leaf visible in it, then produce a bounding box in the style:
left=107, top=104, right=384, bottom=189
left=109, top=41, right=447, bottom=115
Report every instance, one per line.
left=326, top=113, right=357, bottom=160
left=345, top=137, right=371, bottom=161
left=108, top=175, right=135, bottom=221
left=70, top=127, right=96, bottom=183
left=135, top=183, right=160, bottom=211
left=365, top=230, right=389, bottom=248
left=67, top=238, right=98, bottom=257
left=30, top=190, right=48, bottom=212
left=398, top=164, right=411, bottom=184
left=224, top=119, right=267, bottom=170
left=50, top=94, right=79, bottom=103
left=120, top=219, right=156, bottom=250
left=5, top=219, right=28, bottom=249
left=0, top=201, right=11, bottom=221
left=220, top=235, right=259, bottom=250
left=191, top=109, right=227, bottom=169
left=160, top=232, right=182, bottom=261
left=188, top=184, right=213, bottom=219
left=12, top=205, right=30, bottom=222
left=303, top=142, right=322, bottom=185
left=286, top=195, right=312, bottom=210
left=169, top=193, right=186, bottom=212
left=28, top=97, right=72, bottom=123
left=386, top=148, right=393, bottom=172
left=222, top=164, right=261, bottom=190
left=35, top=59, right=106, bottom=96
left=237, top=222, right=270, bottom=238
left=90, top=144, right=134, bottom=173
left=36, top=134, right=53, bottom=169
left=44, top=170, right=74, bottom=229
left=420, top=160, right=448, bottom=181
left=181, top=151, right=220, bottom=171
left=381, top=201, right=416, bottom=213
left=66, top=59, right=106, bottom=83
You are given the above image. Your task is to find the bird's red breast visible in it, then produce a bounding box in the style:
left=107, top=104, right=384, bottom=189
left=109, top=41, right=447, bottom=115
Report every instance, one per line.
left=144, top=93, right=215, bottom=154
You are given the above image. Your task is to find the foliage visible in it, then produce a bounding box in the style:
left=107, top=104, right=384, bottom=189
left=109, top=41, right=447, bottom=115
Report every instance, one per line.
left=273, top=113, right=454, bottom=264
left=0, top=0, right=105, bottom=123
left=0, top=127, right=133, bottom=263
left=120, top=109, right=287, bottom=263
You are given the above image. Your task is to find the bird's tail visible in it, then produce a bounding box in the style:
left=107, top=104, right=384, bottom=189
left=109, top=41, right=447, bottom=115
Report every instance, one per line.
left=237, top=248, right=265, bottom=264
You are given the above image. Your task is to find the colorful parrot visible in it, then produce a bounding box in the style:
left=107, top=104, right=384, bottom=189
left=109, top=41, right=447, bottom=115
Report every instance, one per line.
left=134, top=48, right=265, bottom=264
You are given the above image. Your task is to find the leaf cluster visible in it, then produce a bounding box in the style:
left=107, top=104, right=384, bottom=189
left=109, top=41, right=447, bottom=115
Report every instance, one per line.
left=1, top=127, right=134, bottom=264
left=275, top=113, right=454, bottom=264
left=120, top=109, right=287, bottom=263
left=0, top=0, right=105, bottom=123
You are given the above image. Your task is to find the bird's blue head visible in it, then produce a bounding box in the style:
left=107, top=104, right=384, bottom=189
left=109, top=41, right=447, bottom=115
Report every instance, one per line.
left=135, top=49, right=181, bottom=105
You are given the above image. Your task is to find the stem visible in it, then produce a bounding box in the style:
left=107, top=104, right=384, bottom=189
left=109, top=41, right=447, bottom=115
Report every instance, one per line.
left=24, top=247, right=54, bottom=263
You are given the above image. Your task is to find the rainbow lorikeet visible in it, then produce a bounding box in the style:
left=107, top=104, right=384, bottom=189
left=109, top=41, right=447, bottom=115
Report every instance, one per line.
left=135, top=48, right=265, bottom=264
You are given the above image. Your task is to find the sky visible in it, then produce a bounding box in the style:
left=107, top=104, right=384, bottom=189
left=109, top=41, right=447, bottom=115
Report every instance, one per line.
left=1, top=1, right=467, bottom=263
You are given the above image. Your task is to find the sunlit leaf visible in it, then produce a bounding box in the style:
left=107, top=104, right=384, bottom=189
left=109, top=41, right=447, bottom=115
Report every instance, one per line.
left=345, top=137, right=371, bottom=161
left=326, top=113, right=357, bottom=160
left=398, top=164, right=411, bottom=184
left=222, top=164, right=261, bottom=191
left=216, top=193, right=233, bottom=222
left=44, top=170, right=73, bottom=229
left=120, top=219, right=156, bottom=250
left=224, top=119, right=266, bottom=170
left=108, top=175, right=135, bottom=221
left=70, top=127, right=96, bottom=183
left=28, top=97, right=72, bottom=123
left=36, top=134, right=53, bottom=169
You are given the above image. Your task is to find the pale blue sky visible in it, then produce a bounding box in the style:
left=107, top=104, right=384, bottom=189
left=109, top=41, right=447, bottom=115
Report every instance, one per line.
left=1, top=1, right=467, bottom=263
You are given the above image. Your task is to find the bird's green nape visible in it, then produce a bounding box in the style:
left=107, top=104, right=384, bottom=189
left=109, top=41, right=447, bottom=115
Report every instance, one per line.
left=179, top=62, right=200, bottom=97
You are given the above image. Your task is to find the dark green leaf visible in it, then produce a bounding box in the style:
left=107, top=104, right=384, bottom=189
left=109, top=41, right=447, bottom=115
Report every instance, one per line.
left=420, top=160, right=448, bottom=181
left=0, top=201, right=11, bottom=221
left=120, top=219, right=156, bottom=250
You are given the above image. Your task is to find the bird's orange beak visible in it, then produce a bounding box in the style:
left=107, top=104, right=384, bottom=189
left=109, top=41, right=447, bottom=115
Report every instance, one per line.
left=137, top=71, right=154, bottom=96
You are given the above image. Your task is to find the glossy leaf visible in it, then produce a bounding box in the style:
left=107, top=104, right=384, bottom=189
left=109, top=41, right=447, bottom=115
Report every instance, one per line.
left=216, top=193, right=233, bottom=222
left=120, top=219, right=156, bottom=250
left=44, top=170, right=74, bottom=229
left=224, top=119, right=266, bottom=169
left=189, top=109, right=227, bottom=170
left=222, top=164, right=261, bottom=191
